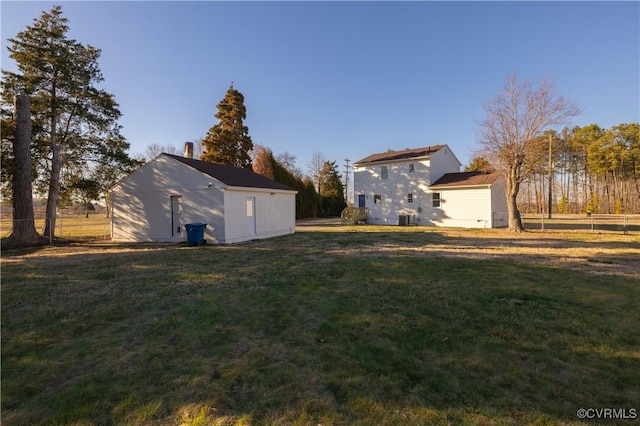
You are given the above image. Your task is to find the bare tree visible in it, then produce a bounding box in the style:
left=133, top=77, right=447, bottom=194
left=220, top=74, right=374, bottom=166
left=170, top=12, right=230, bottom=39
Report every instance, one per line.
left=252, top=144, right=275, bottom=179
left=190, top=137, right=204, bottom=159
left=477, top=73, right=580, bottom=232
left=275, top=151, right=301, bottom=177
left=144, top=143, right=179, bottom=161
left=307, top=151, right=326, bottom=193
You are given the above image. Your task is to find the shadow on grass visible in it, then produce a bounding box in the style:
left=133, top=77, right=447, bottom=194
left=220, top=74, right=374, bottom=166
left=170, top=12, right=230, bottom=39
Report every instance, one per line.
left=2, top=231, right=639, bottom=425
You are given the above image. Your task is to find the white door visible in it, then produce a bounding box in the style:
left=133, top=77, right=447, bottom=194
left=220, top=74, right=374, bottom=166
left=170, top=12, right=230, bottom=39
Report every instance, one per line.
left=170, top=195, right=182, bottom=237
left=246, top=197, right=256, bottom=235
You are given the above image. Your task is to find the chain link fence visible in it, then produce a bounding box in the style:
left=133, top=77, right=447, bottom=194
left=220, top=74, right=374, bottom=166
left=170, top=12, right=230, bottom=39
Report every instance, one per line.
left=522, top=214, right=640, bottom=234
left=1, top=211, right=111, bottom=242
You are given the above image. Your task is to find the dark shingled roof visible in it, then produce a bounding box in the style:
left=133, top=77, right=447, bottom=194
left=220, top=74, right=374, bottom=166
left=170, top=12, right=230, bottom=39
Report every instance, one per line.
left=354, top=145, right=445, bottom=165
left=165, top=154, right=296, bottom=192
left=429, top=171, right=501, bottom=188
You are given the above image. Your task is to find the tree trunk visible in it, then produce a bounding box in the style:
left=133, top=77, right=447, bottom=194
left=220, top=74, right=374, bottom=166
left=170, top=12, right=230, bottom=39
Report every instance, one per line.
left=506, top=166, right=525, bottom=232
left=43, top=106, right=60, bottom=238
left=8, top=95, right=41, bottom=244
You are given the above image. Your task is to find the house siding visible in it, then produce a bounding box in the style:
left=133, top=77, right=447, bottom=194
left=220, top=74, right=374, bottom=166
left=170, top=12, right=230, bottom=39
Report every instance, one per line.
left=428, top=147, right=463, bottom=183
left=353, top=145, right=461, bottom=225
left=432, top=187, right=493, bottom=228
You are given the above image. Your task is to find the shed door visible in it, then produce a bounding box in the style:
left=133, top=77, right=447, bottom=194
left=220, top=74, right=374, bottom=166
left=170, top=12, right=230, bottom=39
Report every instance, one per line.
left=246, top=197, right=256, bottom=235
left=170, top=195, right=182, bottom=236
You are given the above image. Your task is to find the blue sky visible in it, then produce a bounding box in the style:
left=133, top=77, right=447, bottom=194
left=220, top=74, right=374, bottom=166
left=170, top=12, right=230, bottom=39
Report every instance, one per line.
left=2, top=1, right=639, bottom=176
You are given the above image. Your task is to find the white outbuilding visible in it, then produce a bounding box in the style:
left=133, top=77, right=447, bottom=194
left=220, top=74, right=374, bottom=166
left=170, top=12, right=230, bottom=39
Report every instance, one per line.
left=428, top=171, right=508, bottom=228
left=110, top=153, right=297, bottom=244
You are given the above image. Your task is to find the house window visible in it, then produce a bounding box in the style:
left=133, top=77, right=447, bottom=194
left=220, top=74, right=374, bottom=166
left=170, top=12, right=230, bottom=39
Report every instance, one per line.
left=374, top=194, right=382, bottom=204
left=381, top=166, right=388, bottom=180
left=407, top=193, right=413, bottom=203
left=409, top=163, right=415, bottom=173
left=432, top=192, right=441, bottom=208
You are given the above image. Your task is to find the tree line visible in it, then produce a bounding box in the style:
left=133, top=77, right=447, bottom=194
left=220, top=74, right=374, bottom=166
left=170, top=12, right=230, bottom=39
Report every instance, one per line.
left=470, top=122, right=640, bottom=216
left=518, top=123, right=639, bottom=215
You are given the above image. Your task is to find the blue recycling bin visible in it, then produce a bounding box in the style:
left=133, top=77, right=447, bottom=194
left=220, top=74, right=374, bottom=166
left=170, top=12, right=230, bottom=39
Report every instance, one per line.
left=184, top=223, right=207, bottom=246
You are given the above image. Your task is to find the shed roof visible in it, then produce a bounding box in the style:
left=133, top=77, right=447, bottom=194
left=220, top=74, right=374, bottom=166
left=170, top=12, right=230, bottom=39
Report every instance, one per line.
left=429, top=171, right=501, bottom=189
left=354, top=145, right=446, bottom=165
left=165, top=154, right=295, bottom=192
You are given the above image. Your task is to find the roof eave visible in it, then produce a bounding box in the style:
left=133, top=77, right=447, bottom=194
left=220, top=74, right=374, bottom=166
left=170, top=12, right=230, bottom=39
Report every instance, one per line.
left=429, top=184, right=494, bottom=190
left=224, top=185, right=298, bottom=194
left=354, top=155, right=432, bottom=167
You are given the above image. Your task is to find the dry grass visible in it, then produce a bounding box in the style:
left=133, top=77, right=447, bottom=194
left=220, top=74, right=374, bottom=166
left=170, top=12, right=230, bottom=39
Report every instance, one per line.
left=2, top=221, right=639, bottom=425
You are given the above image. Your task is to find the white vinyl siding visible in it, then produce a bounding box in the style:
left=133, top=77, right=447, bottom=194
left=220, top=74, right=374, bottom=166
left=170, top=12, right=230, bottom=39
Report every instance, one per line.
left=431, top=187, right=492, bottom=228
left=353, top=145, right=467, bottom=225
left=352, top=146, right=508, bottom=228
left=111, top=155, right=297, bottom=244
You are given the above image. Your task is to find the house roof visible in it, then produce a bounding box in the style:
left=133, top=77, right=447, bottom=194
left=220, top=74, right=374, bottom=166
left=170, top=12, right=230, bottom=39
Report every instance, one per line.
left=164, top=154, right=296, bottom=192
left=354, top=145, right=446, bottom=165
left=429, top=171, right=501, bottom=189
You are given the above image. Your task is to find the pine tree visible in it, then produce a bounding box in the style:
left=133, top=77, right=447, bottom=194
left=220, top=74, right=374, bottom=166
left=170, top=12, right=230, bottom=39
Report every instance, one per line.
left=318, top=161, right=346, bottom=216
left=465, top=156, right=495, bottom=173
left=1, top=6, right=133, bottom=238
left=201, top=85, right=253, bottom=168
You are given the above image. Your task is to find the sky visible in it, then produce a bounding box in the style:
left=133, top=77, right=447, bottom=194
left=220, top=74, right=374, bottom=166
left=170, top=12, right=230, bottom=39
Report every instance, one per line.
left=2, top=1, right=639, bottom=178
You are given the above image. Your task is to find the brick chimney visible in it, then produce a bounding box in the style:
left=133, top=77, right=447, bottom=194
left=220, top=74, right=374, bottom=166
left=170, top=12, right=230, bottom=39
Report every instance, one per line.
left=184, top=142, right=194, bottom=159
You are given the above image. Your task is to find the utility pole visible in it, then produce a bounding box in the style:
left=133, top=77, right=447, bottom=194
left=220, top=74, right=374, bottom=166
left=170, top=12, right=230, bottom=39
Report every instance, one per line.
left=344, top=158, right=351, bottom=203
left=548, top=133, right=553, bottom=219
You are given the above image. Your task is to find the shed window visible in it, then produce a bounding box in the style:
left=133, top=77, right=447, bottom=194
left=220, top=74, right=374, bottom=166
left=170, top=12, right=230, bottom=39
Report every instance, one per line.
left=246, top=198, right=254, bottom=216
left=374, top=194, right=382, bottom=204
left=407, top=193, right=413, bottom=203
left=409, top=163, right=415, bottom=173
left=432, top=192, right=441, bottom=208
left=381, top=166, right=388, bottom=180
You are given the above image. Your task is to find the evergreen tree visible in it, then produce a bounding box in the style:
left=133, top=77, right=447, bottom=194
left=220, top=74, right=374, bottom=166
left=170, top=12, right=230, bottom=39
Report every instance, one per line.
left=318, top=161, right=346, bottom=216
left=201, top=85, right=253, bottom=168
left=1, top=6, right=134, bottom=238
left=465, top=156, right=495, bottom=173
left=259, top=149, right=319, bottom=219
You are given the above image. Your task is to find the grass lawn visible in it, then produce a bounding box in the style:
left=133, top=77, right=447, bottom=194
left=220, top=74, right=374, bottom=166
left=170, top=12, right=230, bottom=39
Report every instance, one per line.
left=2, top=224, right=639, bottom=425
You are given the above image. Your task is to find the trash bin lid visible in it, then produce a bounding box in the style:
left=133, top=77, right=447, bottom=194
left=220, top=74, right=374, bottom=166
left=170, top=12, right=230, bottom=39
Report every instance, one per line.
left=185, top=222, right=207, bottom=230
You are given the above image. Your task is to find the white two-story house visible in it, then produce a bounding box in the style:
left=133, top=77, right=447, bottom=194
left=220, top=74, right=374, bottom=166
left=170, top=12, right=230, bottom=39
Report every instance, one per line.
left=353, top=145, right=507, bottom=228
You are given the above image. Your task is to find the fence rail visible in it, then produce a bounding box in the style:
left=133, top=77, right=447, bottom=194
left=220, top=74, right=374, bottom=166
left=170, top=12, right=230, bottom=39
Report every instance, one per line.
left=521, top=214, right=640, bottom=233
